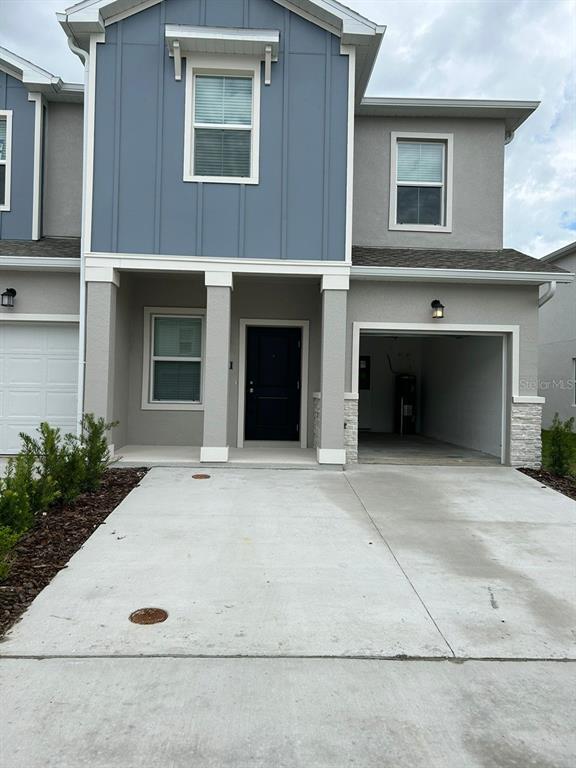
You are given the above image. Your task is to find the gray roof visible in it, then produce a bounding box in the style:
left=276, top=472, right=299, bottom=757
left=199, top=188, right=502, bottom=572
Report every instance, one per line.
left=0, top=238, right=81, bottom=259
left=352, top=246, right=570, bottom=274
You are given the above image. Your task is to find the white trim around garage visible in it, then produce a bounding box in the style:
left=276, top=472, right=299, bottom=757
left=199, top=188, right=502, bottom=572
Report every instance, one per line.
left=351, top=321, right=523, bottom=465
left=237, top=318, right=310, bottom=450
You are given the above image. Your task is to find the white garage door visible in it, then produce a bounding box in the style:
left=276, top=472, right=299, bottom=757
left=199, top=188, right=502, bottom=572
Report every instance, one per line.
left=0, top=322, right=78, bottom=454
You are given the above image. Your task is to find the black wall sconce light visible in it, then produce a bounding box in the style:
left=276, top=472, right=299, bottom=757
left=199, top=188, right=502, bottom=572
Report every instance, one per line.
left=1, top=289, right=17, bottom=308
left=431, top=299, right=445, bottom=319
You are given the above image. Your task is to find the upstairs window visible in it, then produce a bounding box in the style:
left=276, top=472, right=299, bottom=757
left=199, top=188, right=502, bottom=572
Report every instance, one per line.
left=389, top=132, right=453, bottom=233
left=0, top=111, right=12, bottom=211
left=184, top=59, right=261, bottom=185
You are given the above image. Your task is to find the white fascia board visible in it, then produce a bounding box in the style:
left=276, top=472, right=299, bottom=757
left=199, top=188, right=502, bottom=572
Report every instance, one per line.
left=0, top=46, right=64, bottom=95
left=86, top=252, right=350, bottom=278
left=358, top=98, right=540, bottom=133
left=540, top=241, right=576, bottom=263
left=351, top=266, right=575, bottom=285
left=0, top=257, right=81, bottom=272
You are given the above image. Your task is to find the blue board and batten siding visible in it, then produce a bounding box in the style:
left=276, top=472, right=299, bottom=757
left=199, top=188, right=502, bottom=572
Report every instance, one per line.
left=91, top=0, right=349, bottom=260
left=0, top=73, right=35, bottom=240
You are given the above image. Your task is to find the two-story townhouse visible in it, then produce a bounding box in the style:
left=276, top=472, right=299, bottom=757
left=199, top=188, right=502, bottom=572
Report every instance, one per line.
left=0, top=47, right=83, bottom=452
left=0, top=0, right=572, bottom=468
left=538, top=241, right=576, bottom=426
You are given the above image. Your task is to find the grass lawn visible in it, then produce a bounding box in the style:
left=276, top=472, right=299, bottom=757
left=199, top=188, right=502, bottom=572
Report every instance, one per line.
left=541, top=429, right=576, bottom=475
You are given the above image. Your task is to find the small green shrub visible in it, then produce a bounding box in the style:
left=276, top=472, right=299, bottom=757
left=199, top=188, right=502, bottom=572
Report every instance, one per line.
left=80, top=414, right=117, bottom=491
left=0, top=525, right=20, bottom=581
left=0, top=455, right=35, bottom=533
left=546, top=414, right=575, bottom=476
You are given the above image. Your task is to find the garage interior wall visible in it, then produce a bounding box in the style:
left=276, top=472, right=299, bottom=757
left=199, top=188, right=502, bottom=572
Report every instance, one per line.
left=358, top=334, right=503, bottom=458
left=421, top=336, right=503, bottom=457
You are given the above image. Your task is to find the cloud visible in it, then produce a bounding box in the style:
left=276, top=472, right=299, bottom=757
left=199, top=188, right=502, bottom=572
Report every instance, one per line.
left=0, top=0, right=574, bottom=257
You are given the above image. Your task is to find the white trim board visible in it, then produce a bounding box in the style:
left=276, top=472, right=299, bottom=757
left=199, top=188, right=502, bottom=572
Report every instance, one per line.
left=351, top=265, right=574, bottom=285
left=0, top=109, right=13, bottom=213
left=351, top=320, right=522, bottom=399
left=237, top=318, right=310, bottom=449
left=183, top=55, right=262, bottom=185
left=0, top=313, right=80, bottom=323
left=86, top=252, right=350, bottom=278
left=141, top=306, right=206, bottom=412
left=27, top=93, right=44, bottom=240
left=0, top=257, right=80, bottom=271
left=389, top=131, right=454, bottom=234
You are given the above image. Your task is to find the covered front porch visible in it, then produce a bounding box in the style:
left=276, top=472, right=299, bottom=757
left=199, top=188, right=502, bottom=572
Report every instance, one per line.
left=83, top=266, right=349, bottom=466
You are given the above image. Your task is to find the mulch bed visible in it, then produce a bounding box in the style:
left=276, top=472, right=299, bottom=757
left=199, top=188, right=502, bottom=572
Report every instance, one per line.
left=0, top=468, right=147, bottom=639
left=518, top=468, right=576, bottom=502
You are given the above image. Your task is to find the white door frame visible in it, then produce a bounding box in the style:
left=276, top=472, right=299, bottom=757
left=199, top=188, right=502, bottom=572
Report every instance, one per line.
left=237, top=318, right=310, bottom=449
left=351, top=322, right=522, bottom=465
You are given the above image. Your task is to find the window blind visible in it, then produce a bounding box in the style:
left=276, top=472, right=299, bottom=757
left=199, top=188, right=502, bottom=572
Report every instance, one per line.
left=153, top=361, right=201, bottom=402
left=194, top=129, right=251, bottom=178
left=194, top=76, right=252, bottom=125
left=0, top=117, right=6, bottom=162
left=154, top=317, right=202, bottom=358
left=397, top=142, right=443, bottom=183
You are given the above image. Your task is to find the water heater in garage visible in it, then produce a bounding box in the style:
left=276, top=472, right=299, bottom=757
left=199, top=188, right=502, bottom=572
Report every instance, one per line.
left=394, top=374, right=417, bottom=435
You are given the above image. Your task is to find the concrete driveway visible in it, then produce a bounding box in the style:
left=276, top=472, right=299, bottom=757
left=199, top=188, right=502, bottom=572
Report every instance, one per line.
left=1, top=466, right=575, bottom=767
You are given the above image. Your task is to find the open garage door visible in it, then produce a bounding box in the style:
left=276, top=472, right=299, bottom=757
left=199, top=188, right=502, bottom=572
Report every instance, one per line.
left=0, top=322, right=78, bottom=454
left=357, top=332, right=505, bottom=465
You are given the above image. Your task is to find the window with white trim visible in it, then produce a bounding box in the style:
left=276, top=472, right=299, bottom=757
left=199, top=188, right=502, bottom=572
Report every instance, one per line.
left=148, top=314, right=203, bottom=405
left=0, top=111, right=12, bottom=211
left=389, top=132, right=453, bottom=232
left=184, top=57, right=261, bottom=184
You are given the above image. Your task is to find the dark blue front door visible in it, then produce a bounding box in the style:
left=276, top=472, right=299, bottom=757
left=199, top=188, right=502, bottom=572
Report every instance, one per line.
left=245, top=326, right=301, bottom=441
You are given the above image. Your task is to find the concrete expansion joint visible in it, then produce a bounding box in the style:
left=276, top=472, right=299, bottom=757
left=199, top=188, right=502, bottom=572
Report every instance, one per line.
left=1, top=654, right=574, bottom=663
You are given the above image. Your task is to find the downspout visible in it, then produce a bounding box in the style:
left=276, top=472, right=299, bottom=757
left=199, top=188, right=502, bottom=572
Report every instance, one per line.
left=538, top=280, right=557, bottom=308
left=66, top=34, right=89, bottom=435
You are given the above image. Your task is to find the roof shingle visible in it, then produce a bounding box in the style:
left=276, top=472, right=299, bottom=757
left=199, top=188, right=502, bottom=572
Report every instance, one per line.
left=0, top=238, right=81, bottom=259
left=352, top=246, right=569, bottom=274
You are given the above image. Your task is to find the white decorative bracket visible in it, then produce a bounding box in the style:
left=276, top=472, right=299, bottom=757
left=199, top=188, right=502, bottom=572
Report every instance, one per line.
left=264, top=44, right=272, bottom=85
left=173, top=40, right=182, bottom=81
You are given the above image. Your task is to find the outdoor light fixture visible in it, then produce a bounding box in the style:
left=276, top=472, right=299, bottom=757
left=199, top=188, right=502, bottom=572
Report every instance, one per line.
left=431, top=299, right=445, bottom=319
left=1, top=289, right=16, bottom=308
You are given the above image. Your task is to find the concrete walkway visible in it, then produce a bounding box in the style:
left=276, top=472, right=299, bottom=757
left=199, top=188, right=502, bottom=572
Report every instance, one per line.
left=1, top=466, right=575, bottom=766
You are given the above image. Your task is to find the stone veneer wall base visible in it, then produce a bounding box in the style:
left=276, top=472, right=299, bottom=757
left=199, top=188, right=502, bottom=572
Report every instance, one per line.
left=510, top=402, right=543, bottom=468
left=313, top=393, right=358, bottom=464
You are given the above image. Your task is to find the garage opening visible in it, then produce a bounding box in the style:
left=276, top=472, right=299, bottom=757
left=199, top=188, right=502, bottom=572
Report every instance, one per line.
left=357, top=332, right=504, bottom=465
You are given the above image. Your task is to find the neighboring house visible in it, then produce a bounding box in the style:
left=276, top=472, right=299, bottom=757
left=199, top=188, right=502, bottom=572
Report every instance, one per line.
left=539, top=241, right=576, bottom=426
left=0, top=0, right=573, bottom=468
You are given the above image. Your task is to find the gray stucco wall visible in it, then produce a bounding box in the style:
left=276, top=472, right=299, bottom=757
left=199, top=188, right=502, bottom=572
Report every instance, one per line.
left=539, top=251, right=576, bottom=426
left=0, top=72, right=35, bottom=240
left=0, top=270, right=79, bottom=316
left=91, top=0, right=349, bottom=260
left=346, top=281, right=539, bottom=396
left=353, top=117, right=505, bottom=250
left=111, top=273, right=321, bottom=448
left=421, top=335, right=503, bottom=457
left=43, top=102, right=83, bottom=238
left=116, top=273, right=207, bottom=447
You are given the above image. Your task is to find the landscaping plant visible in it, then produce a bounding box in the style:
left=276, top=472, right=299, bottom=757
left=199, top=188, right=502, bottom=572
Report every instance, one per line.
left=0, top=414, right=117, bottom=580
left=546, top=414, right=575, bottom=477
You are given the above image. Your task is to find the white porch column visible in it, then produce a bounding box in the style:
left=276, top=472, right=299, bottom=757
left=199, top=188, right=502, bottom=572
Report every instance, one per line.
left=84, top=275, right=119, bottom=425
left=200, top=272, right=233, bottom=462
left=318, top=274, right=349, bottom=464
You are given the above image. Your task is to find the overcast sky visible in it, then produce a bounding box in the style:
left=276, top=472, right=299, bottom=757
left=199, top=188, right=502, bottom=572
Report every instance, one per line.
left=0, top=0, right=574, bottom=257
